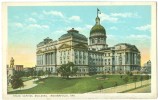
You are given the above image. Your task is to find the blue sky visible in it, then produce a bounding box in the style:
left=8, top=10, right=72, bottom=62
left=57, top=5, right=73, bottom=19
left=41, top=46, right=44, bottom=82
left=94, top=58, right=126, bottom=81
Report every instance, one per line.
left=8, top=6, right=151, bottom=67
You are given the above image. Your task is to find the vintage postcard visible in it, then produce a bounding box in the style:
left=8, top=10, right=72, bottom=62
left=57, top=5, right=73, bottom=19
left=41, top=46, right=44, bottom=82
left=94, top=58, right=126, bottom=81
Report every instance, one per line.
left=2, top=1, right=157, bottom=100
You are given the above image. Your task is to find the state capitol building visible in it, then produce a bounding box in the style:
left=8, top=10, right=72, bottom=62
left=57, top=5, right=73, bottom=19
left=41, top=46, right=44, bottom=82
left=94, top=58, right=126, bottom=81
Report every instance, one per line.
left=35, top=11, right=141, bottom=76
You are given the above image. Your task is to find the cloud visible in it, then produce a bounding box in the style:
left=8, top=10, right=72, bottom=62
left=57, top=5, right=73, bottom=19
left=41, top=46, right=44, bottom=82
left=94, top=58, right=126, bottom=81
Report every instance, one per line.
left=28, top=24, right=49, bottom=29
left=27, top=18, right=37, bottom=23
left=99, top=13, right=118, bottom=22
left=69, top=16, right=81, bottom=22
left=14, top=22, right=23, bottom=28
left=110, top=13, right=139, bottom=18
left=135, top=24, right=151, bottom=31
left=107, top=34, right=116, bottom=39
left=85, top=24, right=93, bottom=29
left=108, top=26, right=118, bottom=30
left=43, top=10, right=64, bottom=18
left=127, top=34, right=150, bottom=40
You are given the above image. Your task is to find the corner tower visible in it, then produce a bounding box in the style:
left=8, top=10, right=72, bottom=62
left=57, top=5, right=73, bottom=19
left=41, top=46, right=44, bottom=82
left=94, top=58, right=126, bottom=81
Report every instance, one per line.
left=89, top=9, right=108, bottom=51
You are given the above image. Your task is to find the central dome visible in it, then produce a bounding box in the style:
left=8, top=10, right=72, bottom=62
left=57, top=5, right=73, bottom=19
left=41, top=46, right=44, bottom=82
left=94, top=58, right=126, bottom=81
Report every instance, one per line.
left=90, top=16, right=106, bottom=36
left=90, top=24, right=106, bottom=35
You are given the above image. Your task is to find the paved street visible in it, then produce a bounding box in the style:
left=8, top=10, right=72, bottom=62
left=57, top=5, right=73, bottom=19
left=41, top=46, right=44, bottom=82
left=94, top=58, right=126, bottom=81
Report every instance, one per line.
left=85, top=79, right=150, bottom=93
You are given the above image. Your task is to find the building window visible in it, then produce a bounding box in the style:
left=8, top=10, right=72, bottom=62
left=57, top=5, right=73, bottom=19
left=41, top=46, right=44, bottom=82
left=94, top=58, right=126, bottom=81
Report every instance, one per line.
left=119, top=56, right=122, bottom=65
left=98, top=38, right=100, bottom=43
left=75, top=55, right=78, bottom=59
left=92, top=39, right=94, bottom=43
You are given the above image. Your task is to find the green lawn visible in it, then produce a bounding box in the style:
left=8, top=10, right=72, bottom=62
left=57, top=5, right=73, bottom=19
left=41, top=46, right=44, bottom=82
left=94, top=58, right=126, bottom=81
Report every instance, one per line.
left=8, top=75, right=147, bottom=94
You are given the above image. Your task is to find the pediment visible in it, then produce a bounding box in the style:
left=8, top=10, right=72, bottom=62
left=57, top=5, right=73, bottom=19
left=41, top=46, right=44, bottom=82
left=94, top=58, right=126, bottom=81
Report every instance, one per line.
left=36, top=50, right=43, bottom=54
left=58, top=44, right=71, bottom=50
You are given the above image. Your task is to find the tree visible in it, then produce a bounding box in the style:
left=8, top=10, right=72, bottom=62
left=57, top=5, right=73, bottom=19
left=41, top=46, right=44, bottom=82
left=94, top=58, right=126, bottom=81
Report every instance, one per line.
left=133, top=75, right=138, bottom=89
left=37, top=70, right=44, bottom=77
left=129, top=72, right=133, bottom=76
left=11, top=74, right=24, bottom=89
left=144, top=75, right=149, bottom=80
left=57, top=62, right=78, bottom=78
left=114, top=81, right=118, bottom=87
left=123, top=76, right=129, bottom=84
left=97, top=84, right=104, bottom=92
left=45, top=70, right=52, bottom=77
left=33, top=70, right=37, bottom=77
left=140, top=75, right=143, bottom=86
left=14, top=70, right=25, bottom=78
left=119, top=69, right=123, bottom=79
left=144, top=75, right=150, bottom=84
left=126, top=71, right=133, bottom=76
left=25, top=71, right=30, bottom=77
left=27, top=68, right=34, bottom=77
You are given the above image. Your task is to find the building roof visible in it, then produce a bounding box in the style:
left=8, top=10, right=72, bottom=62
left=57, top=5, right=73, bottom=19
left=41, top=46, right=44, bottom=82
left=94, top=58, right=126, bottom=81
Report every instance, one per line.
left=90, top=24, right=106, bottom=35
left=37, top=37, right=53, bottom=47
left=59, top=28, right=87, bottom=41
left=90, top=16, right=106, bottom=35
left=115, top=43, right=140, bottom=52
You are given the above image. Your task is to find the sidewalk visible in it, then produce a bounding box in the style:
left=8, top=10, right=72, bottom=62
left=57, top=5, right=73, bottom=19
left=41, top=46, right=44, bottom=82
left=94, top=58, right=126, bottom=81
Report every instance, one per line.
left=127, top=85, right=151, bottom=93
left=85, top=79, right=150, bottom=93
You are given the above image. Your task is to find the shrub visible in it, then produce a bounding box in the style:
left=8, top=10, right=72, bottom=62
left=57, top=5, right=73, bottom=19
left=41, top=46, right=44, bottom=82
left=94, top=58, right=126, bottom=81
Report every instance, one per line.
left=97, top=84, right=104, bottom=90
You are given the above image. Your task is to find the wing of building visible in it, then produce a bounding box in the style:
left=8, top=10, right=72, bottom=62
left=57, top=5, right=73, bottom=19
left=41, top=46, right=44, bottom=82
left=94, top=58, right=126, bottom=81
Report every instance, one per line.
left=35, top=11, right=141, bottom=76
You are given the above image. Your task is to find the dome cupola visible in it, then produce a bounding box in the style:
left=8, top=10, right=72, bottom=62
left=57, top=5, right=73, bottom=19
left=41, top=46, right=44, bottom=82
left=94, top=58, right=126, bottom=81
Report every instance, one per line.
left=89, top=8, right=108, bottom=50
left=90, top=11, right=106, bottom=36
left=59, top=28, right=87, bottom=41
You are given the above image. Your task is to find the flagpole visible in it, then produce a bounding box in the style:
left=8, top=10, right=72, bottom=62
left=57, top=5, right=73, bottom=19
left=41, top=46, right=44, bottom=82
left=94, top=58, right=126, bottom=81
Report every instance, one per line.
left=97, top=8, right=98, bottom=17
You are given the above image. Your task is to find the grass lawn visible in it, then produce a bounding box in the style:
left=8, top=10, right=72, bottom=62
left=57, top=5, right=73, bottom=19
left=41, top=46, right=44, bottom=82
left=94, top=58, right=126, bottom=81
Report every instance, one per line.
left=8, top=75, right=146, bottom=94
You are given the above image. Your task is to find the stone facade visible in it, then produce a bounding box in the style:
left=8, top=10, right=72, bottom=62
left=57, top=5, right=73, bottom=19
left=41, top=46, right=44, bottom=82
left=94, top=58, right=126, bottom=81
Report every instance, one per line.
left=35, top=14, right=141, bottom=76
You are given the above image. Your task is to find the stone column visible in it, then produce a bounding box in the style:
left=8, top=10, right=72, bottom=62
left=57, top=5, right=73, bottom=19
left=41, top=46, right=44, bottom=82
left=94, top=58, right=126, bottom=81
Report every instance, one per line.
left=47, top=53, right=49, bottom=65
left=49, top=53, right=51, bottom=65
left=49, top=53, right=50, bottom=65
left=50, top=52, right=52, bottom=64
left=39, top=55, right=41, bottom=65
left=41, top=55, right=42, bottom=65
left=51, top=53, right=53, bottom=64
left=46, top=54, right=47, bottom=65
left=43, top=54, right=45, bottom=65
left=133, top=53, right=134, bottom=65
left=130, top=53, right=131, bottom=65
